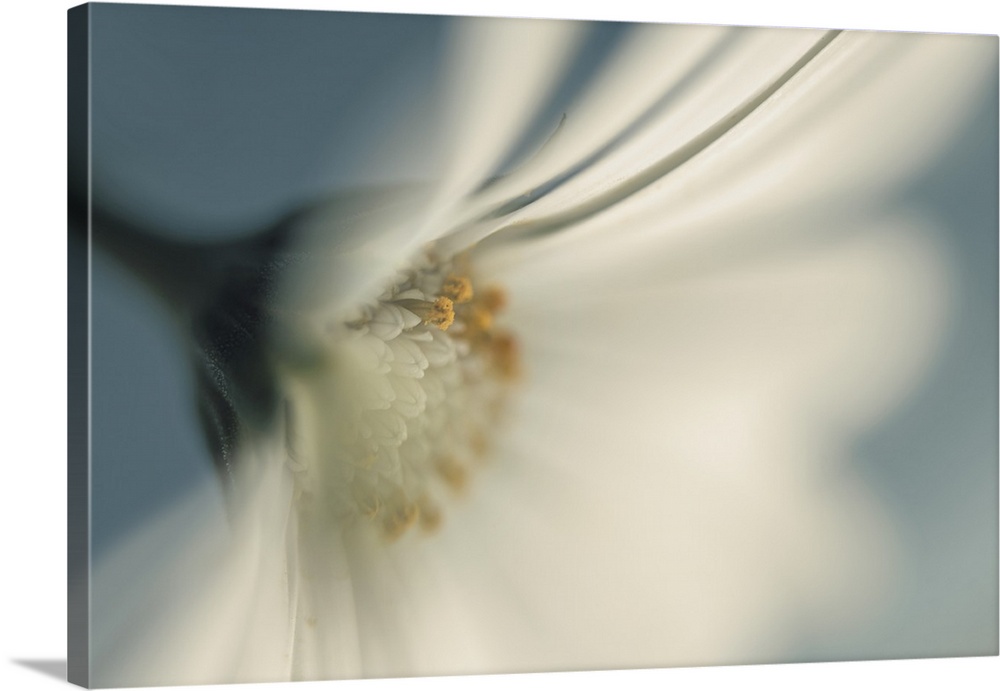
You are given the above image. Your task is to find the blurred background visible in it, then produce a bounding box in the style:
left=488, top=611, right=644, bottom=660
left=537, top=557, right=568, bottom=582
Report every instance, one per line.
left=81, top=2, right=996, bottom=667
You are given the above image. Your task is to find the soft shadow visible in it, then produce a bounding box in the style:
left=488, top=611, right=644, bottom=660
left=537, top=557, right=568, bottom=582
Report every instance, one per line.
left=12, top=659, right=67, bottom=682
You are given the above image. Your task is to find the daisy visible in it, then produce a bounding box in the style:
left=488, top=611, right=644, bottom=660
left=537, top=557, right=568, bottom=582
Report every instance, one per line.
left=85, top=13, right=995, bottom=687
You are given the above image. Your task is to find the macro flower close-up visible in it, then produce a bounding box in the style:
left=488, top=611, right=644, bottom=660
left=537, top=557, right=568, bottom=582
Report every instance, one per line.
left=70, top=4, right=997, bottom=688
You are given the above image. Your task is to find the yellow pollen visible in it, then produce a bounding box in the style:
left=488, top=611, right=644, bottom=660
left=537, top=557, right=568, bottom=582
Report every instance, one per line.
left=417, top=498, right=442, bottom=533
left=490, top=332, right=521, bottom=380
left=465, top=305, right=493, bottom=333
left=480, top=286, right=507, bottom=314
left=441, top=275, right=474, bottom=304
left=381, top=500, right=420, bottom=541
left=435, top=456, right=469, bottom=493
left=395, top=297, right=456, bottom=331
left=428, top=296, right=456, bottom=330
left=329, top=252, right=520, bottom=540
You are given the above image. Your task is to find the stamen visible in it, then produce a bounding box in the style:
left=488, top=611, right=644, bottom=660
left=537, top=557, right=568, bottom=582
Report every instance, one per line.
left=435, top=455, right=469, bottom=493
left=417, top=497, right=442, bottom=533
left=394, top=297, right=456, bottom=331
left=302, top=248, right=518, bottom=542
left=480, top=286, right=507, bottom=314
left=489, top=332, right=521, bottom=380
left=441, top=275, right=474, bottom=304
left=464, top=305, right=494, bottom=334
left=381, top=499, right=420, bottom=541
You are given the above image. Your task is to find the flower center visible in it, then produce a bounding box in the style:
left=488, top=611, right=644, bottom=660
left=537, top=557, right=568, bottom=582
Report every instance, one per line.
left=289, top=251, right=519, bottom=541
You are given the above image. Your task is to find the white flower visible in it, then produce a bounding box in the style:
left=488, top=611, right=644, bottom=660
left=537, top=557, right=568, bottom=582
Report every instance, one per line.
left=90, top=17, right=994, bottom=687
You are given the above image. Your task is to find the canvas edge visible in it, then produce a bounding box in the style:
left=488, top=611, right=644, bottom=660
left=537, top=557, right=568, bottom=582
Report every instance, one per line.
left=68, top=3, right=92, bottom=688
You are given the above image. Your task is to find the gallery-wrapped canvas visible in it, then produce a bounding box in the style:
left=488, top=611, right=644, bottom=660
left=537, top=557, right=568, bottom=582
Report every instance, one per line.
left=68, top=3, right=998, bottom=688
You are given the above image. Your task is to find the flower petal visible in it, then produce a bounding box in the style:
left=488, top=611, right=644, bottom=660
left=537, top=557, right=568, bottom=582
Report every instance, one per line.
left=439, top=214, right=949, bottom=670
left=445, top=30, right=993, bottom=252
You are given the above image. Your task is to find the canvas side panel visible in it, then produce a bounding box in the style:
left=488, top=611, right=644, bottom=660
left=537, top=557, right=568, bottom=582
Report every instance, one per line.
left=68, top=4, right=91, bottom=688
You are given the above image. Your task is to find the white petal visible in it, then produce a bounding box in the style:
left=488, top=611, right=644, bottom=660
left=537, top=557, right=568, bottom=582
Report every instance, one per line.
left=430, top=214, right=948, bottom=670
left=421, top=17, right=584, bottom=220
left=463, top=25, right=826, bottom=218
left=444, top=31, right=993, bottom=253
left=92, top=442, right=305, bottom=686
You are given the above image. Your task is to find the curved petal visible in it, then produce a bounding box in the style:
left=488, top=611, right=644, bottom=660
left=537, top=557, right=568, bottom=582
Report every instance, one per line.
left=92, top=437, right=300, bottom=686
left=421, top=16, right=584, bottom=224
left=458, top=25, right=829, bottom=221
left=443, top=30, right=993, bottom=252
left=276, top=17, right=584, bottom=327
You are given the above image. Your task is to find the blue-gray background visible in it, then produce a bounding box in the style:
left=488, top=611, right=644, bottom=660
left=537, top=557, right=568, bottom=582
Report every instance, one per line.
left=84, top=3, right=998, bottom=662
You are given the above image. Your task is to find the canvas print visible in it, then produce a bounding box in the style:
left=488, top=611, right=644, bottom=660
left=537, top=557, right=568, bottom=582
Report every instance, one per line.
left=67, top=3, right=998, bottom=688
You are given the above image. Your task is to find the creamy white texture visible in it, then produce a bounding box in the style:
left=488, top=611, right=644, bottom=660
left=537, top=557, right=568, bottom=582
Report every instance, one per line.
left=285, top=252, right=519, bottom=540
